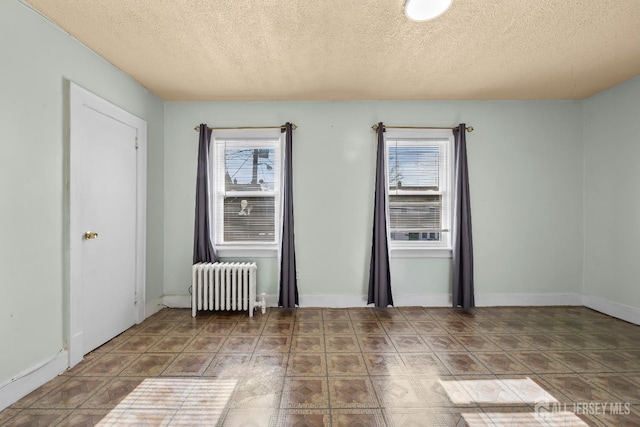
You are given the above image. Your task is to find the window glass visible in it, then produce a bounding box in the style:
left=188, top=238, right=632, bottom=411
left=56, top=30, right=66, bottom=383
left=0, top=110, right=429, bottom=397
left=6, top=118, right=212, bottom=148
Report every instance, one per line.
left=224, top=148, right=275, bottom=192
left=389, top=145, right=440, bottom=190
left=212, top=135, right=281, bottom=246
left=223, top=196, right=275, bottom=242
left=385, top=133, right=452, bottom=248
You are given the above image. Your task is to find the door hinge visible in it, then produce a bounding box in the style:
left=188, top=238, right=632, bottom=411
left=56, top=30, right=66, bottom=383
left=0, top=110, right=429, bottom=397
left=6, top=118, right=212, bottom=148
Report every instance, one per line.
left=135, top=137, right=139, bottom=150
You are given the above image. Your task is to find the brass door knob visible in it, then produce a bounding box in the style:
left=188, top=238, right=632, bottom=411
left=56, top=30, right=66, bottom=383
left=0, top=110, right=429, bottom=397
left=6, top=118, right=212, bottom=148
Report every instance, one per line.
left=84, top=231, right=99, bottom=240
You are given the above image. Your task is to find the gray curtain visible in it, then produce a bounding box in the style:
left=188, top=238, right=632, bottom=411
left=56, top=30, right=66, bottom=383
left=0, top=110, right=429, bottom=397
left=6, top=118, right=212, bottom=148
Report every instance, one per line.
left=368, top=123, right=393, bottom=307
left=278, top=123, right=298, bottom=307
left=193, top=124, right=218, bottom=264
left=452, top=124, right=474, bottom=310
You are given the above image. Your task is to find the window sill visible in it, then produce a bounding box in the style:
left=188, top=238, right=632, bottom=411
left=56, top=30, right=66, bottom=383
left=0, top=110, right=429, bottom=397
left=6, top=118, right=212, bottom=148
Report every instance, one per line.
left=216, top=245, right=278, bottom=259
left=389, top=247, right=452, bottom=259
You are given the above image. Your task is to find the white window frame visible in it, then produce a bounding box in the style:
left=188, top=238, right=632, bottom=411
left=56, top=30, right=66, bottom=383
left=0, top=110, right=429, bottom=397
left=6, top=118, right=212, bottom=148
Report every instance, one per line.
left=210, top=129, right=283, bottom=257
left=385, top=129, right=454, bottom=258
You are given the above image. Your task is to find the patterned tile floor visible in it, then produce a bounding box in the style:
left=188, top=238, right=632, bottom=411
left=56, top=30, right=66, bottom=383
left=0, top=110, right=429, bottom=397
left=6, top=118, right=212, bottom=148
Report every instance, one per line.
left=2, top=306, right=640, bottom=426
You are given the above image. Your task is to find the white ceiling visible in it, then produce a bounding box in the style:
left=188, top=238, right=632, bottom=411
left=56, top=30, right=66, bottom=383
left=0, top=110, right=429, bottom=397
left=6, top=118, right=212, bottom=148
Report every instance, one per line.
left=23, top=0, right=640, bottom=101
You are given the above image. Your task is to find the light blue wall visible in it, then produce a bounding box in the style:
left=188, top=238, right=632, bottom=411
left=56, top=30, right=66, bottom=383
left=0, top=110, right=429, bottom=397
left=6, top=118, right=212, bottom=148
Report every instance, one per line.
left=0, top=1, right=164, bottom=385
left=583, top=76, right=640, bottom=308
left=164, top=100, right=584, bottom=303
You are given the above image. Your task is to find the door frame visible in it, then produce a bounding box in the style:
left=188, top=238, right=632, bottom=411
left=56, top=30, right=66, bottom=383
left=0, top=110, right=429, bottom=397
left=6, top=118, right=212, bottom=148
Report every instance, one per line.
left=66, top=81, right=147, bottom=367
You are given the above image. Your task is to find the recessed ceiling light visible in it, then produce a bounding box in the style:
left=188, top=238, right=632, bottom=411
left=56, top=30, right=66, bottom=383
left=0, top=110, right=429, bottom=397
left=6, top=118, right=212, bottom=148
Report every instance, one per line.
left=404, top=0, right=452, bottom=21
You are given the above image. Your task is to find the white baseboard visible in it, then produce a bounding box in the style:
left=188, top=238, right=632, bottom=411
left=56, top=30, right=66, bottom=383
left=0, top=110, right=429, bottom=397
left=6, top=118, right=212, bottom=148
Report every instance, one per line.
left=392, top=294, right=451, bottom=306
left=162, top=293, right=448, bottom=308
left=297, top=293, right=582, bottom=308
left=163, top=295, right=191, bottom=308
left=163, top=294, right=272, bottom=309
left=164, top=294, right=278, bottom=309
left=261, top=294, right=278, bottom=307
left=0, top=350, right=68, bottom=411
left=161, top=292, right=583, bottom=309
left=475, top=292, right=582, bottom=307
left=583, top=294, right=640, bottom=325
left=145, top=297, right=165, bottom=318
left=296, top=294, right=367, bottom=307
left=296, top=294, right=453, bottom=307
left=69, top=331, right=83, bottom=368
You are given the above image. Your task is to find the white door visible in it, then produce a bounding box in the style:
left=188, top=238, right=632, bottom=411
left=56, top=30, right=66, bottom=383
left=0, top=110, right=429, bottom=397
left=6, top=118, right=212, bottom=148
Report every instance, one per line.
left=80, top=106, right=138, bottom=353
left=68, top=82, right=147, bottom=365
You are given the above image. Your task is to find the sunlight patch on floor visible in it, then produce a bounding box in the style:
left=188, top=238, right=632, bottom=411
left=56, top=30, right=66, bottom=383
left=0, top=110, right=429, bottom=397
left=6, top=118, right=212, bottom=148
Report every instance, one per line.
left=439, top=377, right=558, bottom=405
left=97, top=378, right=237, bottom=426
left=462, top=411, right=588, bottom=427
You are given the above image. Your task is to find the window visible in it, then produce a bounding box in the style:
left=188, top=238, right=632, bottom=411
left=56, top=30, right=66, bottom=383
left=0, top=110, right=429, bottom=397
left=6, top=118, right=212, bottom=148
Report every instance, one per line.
left=386, top=130, right=453, bottom=250
left=212, top=131, right=282, bottom=248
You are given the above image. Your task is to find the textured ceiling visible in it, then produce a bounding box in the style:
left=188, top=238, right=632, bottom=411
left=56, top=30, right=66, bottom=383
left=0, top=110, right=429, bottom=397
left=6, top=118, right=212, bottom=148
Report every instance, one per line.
left=23, top=0, right=640, bottom=101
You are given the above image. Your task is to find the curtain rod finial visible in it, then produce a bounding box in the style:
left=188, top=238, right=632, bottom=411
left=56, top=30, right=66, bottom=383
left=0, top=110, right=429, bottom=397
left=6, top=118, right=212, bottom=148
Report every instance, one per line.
left=466, top=126, right=474, bottom=132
